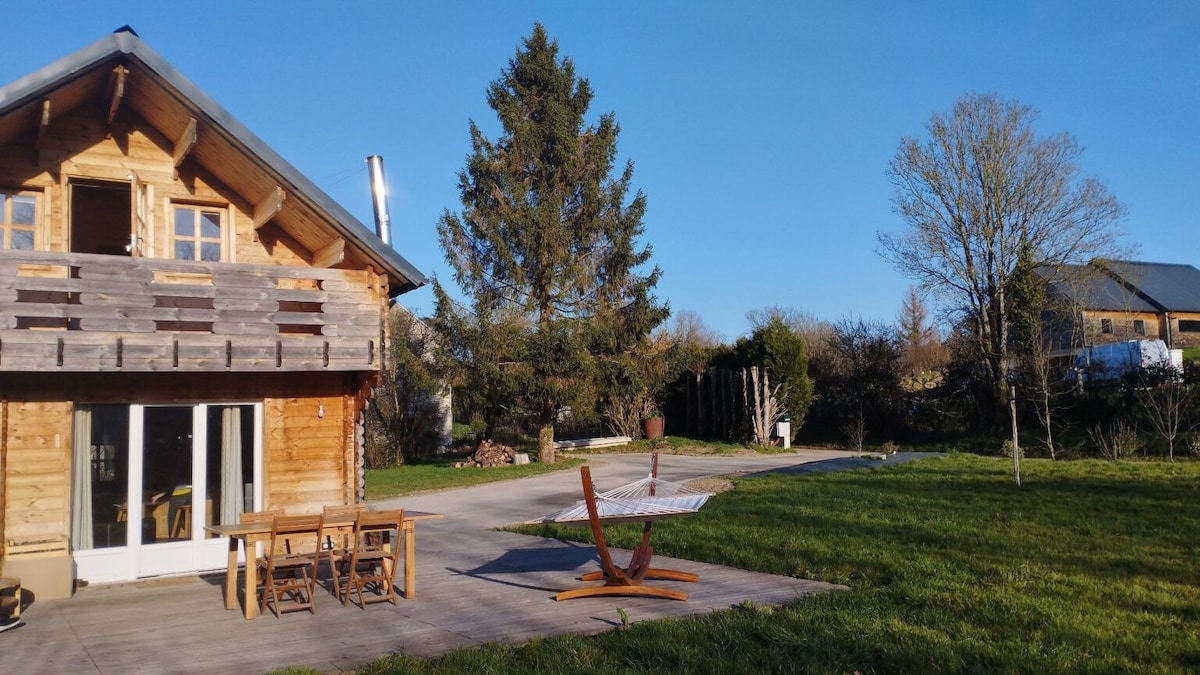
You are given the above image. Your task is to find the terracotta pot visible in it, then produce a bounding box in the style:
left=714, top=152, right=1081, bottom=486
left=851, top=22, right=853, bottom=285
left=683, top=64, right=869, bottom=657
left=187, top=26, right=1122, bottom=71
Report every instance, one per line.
left=642, top=416, right=664, bottom=440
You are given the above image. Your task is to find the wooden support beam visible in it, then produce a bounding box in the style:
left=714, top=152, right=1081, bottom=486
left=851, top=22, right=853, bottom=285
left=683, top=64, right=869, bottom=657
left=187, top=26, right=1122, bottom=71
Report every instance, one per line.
left=312, top=237, right=346, bottom=269
left=106, top=66, right=128, bottom=125
left=252, top=186, right=286, bottom=229
left=35, top=100, right=50, bottom=150
left=172, top=117, right=197, bottom=174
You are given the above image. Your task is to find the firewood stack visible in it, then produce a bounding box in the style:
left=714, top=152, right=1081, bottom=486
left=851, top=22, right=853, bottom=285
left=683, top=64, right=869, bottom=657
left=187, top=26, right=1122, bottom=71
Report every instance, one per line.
left=456, top=440, right=519, bottom=467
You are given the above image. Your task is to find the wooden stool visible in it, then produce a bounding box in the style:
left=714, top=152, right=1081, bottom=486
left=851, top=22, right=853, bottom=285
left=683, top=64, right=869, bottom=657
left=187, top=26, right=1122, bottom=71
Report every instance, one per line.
left=170, top=504, right=192, bottom=538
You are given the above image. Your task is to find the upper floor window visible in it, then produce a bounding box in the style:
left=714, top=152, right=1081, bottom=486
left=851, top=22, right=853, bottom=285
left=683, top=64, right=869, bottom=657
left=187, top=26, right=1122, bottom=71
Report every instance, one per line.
left=1100, top=318, right=1113, bottom=334
left=1, top=190, right=37, bottom=250
left=173, top=204, right=223, bottom=262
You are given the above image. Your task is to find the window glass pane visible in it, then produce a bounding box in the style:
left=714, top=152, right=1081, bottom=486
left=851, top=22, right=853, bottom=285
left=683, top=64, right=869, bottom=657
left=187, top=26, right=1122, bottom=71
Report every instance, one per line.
left=200, top=211, right=221, bottom=239
left=200, top=242, right=221, bottom=262
left=175, top=241, right=195, bottom=260
left=73, top=405, right=130, bottom=550
left=11, top=195, right=35, bottom=224
left=11, top=229, right=34, bottom=249
left=174, top=208, right=193, bottom=237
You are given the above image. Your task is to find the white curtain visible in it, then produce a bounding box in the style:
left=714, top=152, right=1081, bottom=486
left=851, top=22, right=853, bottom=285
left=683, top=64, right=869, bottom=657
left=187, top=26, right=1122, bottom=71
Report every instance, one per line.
left=70, top=407, right=94, bottom=550
left=220, top=407, right=243, bottom=525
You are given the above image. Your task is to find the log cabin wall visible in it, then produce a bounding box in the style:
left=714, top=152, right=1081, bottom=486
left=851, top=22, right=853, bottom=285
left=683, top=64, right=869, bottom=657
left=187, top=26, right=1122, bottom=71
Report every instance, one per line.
left=0, top=372, right=369, bottom=548
left=1, top=401, right=72, bottom=545
left=0, top=101, right=311, bottom=264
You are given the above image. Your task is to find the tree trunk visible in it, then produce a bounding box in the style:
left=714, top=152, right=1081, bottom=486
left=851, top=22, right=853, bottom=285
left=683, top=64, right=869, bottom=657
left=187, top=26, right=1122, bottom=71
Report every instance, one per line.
left=538, top=421, right=556, bottom=464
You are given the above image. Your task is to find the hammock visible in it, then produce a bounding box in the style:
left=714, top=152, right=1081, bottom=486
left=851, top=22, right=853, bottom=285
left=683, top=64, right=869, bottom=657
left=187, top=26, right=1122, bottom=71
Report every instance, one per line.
left=530, top=473, right=711, bottom=525
left=535, top=453, right=712, bottom=601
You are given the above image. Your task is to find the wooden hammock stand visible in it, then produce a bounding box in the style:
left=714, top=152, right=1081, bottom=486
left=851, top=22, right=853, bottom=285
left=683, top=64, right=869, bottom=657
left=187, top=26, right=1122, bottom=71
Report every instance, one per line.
left=555, top=454, right=699, bottom=601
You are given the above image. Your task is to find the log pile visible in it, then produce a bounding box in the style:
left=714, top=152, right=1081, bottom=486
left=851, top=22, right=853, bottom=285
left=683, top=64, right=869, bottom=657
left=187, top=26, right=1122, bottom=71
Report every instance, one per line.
left=456, top=440, right=519, bottom=468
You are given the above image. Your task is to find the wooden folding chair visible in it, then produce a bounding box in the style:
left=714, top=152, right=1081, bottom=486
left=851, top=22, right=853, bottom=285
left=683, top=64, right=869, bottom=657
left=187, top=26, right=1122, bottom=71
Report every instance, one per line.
left=238, top=509, right=285, bottom=603
left=322, top=503, right=366, bottom=597
left=257, top=513, right=323, bottom=618
left=322, top=503, right=366, bottom=549
left=333, top=509, right=404, bottom=609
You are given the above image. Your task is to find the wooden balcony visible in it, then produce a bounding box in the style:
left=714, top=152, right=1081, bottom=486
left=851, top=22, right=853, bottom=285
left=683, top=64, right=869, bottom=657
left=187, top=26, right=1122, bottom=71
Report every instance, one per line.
left=0, top=250, right=385, bottom=373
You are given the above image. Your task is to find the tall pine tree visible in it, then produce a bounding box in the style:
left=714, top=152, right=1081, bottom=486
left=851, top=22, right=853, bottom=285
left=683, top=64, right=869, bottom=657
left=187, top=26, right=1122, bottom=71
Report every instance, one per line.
left=436, top=24, right=665, bottom=463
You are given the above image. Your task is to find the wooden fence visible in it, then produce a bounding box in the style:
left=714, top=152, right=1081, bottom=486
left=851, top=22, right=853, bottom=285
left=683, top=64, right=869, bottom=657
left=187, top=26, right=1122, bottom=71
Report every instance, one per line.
left=675, top=366, right=779, bottom=445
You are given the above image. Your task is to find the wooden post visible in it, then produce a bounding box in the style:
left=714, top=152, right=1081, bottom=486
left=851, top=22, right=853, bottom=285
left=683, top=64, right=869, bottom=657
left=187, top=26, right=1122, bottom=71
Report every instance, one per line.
left=705, top=365, right=715, bottom=439
left=1009, top=385, right=1021, bottom=487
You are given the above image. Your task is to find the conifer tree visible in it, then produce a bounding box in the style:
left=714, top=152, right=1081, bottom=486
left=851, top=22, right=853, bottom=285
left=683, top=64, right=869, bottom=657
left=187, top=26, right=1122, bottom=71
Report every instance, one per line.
left=436, top=24, right=665, bottom=463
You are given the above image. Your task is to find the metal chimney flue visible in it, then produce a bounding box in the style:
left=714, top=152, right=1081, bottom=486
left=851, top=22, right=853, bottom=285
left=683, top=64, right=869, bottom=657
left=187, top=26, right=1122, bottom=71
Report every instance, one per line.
left=367, top=155, right=392, bottom=247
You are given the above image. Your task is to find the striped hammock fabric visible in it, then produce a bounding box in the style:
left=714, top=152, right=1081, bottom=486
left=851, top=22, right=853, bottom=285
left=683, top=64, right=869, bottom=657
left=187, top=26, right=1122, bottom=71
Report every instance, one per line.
left=530, top=473, right=712, bottom=525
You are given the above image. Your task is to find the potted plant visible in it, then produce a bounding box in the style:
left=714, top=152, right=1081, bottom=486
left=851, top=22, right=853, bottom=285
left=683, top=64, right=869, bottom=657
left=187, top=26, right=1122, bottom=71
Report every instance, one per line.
left=641, top=409, right=664, bottom=440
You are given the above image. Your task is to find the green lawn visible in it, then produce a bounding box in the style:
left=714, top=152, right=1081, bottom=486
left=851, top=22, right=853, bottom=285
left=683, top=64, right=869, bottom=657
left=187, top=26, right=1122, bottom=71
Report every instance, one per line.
left=357, top=453, right=1200, bottom=673
left=364, top=453, right=583, bottom=500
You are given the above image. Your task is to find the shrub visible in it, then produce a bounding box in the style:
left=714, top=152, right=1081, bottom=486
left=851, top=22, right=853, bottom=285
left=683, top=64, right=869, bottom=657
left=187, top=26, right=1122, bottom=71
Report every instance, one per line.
left=1088, top=420, right=1140, bottom=460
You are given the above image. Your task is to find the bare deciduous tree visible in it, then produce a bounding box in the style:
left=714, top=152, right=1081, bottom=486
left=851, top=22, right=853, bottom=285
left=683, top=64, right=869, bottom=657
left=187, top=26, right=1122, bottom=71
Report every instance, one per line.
left=879, top=93, right=1127, bottom=425
left=1135, top=368, right=1193, bottom=461
left=745, top=366, right=784, bottom=448
left=659, top=309, right=723, bottom=349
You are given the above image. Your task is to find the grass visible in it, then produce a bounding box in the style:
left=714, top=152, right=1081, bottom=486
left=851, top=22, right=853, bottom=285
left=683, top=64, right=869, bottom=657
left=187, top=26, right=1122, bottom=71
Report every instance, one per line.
left=364, top=452, right=584, bottom=500
left=355, top=453, right=1200, bottom=673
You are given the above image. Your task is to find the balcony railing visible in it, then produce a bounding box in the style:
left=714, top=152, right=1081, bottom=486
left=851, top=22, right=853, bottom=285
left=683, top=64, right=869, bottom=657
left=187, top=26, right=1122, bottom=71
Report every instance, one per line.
left=0, top=250, right=384, bottom=373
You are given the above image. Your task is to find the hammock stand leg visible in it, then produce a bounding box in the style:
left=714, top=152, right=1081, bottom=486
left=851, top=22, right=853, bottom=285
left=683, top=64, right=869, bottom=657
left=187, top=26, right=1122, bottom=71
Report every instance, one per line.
left=555, top=463, right=697, bottom=602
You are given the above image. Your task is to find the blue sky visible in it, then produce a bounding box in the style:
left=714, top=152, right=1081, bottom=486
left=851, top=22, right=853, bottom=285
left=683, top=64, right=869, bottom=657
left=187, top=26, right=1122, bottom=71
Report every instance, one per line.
left=3, top=2, right=1197, bottom=341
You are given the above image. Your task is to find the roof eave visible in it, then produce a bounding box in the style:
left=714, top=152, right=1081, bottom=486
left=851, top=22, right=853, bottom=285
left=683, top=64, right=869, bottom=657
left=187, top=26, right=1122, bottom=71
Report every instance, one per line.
left=0, top=31, right=428, bottom=298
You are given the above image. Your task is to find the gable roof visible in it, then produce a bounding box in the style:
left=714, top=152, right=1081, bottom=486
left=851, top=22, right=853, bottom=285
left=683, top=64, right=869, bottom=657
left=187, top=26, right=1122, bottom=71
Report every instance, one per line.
left=1096, top=260, right=1200, bottom=313
left=1037, top=260, right=1200, bottom=313
left=0, top=27, right=426, bottom=296
left=1036, top=263, right=1159, bottom=313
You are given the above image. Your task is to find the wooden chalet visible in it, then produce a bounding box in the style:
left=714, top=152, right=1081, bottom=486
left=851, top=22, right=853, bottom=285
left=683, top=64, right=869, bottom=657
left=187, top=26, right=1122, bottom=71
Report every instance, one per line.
left=0, top=28, right=425, bottom=597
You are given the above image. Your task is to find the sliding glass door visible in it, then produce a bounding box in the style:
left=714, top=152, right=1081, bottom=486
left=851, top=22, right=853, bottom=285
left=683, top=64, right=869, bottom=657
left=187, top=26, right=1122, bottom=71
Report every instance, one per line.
left=71, top=402, right=261, bottom=582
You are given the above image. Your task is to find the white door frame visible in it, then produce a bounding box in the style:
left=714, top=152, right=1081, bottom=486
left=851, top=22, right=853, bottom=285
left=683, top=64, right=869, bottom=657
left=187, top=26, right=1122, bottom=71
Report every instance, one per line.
left=72, top=401, right=262, bottom=582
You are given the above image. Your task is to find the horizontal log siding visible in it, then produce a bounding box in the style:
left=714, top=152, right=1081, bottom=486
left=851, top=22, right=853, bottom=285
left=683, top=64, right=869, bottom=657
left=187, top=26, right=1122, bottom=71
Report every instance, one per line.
left=0, top=250, right=384, bottom=372
left=263, top=394, right=351, bottom=513
left=2, top=401, right=71, bottom=545
left=0, top=373, right=367, bottom=552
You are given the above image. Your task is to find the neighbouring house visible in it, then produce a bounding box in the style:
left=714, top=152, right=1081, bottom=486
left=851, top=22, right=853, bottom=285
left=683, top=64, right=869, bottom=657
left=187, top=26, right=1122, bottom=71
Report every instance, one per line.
left=1037, top=260, right=1200, bottom=354
left=0, top=28, right=426, bottom=597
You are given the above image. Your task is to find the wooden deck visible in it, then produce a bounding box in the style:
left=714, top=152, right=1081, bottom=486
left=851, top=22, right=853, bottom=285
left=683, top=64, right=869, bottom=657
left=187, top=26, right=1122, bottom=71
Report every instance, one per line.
left=5, top=521, right=845, bottom=674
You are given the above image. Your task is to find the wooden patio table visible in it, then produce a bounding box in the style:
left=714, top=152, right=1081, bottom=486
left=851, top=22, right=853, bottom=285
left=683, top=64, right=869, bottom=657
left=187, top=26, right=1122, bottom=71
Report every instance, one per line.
left=205, top=510, right=443, bottom=620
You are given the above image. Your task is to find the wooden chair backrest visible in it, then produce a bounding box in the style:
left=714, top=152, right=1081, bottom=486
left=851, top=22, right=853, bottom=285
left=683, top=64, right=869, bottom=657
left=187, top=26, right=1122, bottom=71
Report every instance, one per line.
left=322, top=503, right=366, bottom=549
left=241, top=509, right=284, bottom=525
left=322, top=503, right=366, bottom=524
left=268, top=514, right=323, bottom=557
left=354, top=509, right=404, bottom=535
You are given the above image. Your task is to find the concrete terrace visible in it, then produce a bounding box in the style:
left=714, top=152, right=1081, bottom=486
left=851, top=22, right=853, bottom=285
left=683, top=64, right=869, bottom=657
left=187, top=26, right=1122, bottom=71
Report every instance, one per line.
left=4, top=450, right=931, bottom=674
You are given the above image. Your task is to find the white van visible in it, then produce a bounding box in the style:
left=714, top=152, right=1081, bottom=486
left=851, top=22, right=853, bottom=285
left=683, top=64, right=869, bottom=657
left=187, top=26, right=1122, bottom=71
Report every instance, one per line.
left=1066, top=339, right=1183, bottom=386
